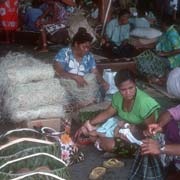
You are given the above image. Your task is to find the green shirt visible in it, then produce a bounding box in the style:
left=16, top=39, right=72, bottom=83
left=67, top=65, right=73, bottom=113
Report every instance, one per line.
left=156, top=25, right=180, bottom=68
left=112, top=87, right=160, bottom=124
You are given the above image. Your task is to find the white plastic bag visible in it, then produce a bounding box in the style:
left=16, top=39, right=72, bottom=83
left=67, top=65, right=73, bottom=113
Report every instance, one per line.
left=167, top=67, right=180, bottom=98
left=130, top=27, right=162, bottom=39
left=103, top=69, right=118, bottom=94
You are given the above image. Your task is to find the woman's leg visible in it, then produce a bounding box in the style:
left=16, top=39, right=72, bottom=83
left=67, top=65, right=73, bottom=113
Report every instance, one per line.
left=38, top=28, right=48, bottom=52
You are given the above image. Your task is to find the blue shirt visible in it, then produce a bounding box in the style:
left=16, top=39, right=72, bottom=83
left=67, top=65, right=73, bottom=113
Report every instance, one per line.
left=54, top=47, right=96, bottom=76
left=105, top=18, right=130, bottom=46
left=25, top=7, right=43, bottom=31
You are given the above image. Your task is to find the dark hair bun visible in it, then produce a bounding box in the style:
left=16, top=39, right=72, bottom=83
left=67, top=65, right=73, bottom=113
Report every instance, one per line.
left=72, top=27, right=93, bottom=45
left=77, top=27, right=87, bottom=34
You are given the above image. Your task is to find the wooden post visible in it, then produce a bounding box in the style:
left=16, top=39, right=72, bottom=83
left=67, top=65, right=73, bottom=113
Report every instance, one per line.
left=98, top=0, right=112, bottom=24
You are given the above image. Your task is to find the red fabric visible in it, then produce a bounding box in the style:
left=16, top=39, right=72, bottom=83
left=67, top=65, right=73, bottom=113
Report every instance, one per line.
left=0, top=0, right=18, bottom=30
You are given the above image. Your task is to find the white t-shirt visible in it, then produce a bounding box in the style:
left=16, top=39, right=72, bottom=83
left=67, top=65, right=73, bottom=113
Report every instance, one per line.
left=170, top=0, right=178, bottom=11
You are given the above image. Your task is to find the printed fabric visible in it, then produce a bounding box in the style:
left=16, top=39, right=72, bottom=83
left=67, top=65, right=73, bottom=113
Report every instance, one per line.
left=54, top=47, right=96, bottom=76
left=156, top=25, right=180, bottom=68
left=0, top=0, right=18, bottom=30
left=168, top=104, right=180, bottom=121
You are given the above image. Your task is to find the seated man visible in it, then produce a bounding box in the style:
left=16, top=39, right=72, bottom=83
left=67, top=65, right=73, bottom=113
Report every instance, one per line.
left=35, top=0, right=75, bottom=52
left=24, top=0, right=44, bottom=32
left=101, top=9, right=135, bottom=58
left=141, top=105, right=180, bottom=179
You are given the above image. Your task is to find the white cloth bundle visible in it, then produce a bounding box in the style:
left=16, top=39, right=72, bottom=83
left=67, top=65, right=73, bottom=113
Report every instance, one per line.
left=167, top=67, right=180, bottom=98
left=130, top=27, right=162, bottom=39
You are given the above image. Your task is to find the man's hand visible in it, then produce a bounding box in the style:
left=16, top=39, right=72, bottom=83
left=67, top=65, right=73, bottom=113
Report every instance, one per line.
left=35, top=19, right=43, bottom=28
left=141, top=139, right=161, bottom=155
left=143, top=123, right=162, bottom=137
left=74, top=76, right=88, bottom=87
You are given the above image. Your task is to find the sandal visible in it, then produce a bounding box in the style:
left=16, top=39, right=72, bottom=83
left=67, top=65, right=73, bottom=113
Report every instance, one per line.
left=103, top=158, right=125, bottom=168
left=89, top=166, right=106, bottom=180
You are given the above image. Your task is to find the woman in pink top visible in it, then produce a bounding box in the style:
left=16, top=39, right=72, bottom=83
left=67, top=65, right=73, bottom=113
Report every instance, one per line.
left=141, top=105, right=180, bottom=179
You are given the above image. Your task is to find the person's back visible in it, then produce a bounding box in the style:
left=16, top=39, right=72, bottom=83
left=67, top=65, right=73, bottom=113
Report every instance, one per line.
left=24, top=0, right=44, bottom=32
left=25, top=7, right=43, bottom=31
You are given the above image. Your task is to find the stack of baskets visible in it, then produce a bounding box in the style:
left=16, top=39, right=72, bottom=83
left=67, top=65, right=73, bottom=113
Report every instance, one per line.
left=0, top=128, right=70, bottom=180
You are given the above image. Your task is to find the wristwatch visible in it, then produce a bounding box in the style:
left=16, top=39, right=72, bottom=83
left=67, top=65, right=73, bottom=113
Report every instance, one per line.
left=160, top=146, right=165, bottom=154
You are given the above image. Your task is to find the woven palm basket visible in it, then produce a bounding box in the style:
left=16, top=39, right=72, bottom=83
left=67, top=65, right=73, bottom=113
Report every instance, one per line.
left=0, top=153, right=70, bottom=180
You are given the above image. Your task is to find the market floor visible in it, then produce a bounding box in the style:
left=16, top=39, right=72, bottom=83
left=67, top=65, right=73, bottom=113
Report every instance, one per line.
left=0, top=43, right=133, bottom=180
left=0, top=43, right=179, bottom=180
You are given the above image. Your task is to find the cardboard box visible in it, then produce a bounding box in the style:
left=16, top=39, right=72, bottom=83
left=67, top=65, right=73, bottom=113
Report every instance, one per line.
left=26, top=118, right=65, bottom=132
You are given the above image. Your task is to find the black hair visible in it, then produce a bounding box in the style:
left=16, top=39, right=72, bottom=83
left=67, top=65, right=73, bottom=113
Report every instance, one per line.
left=32, top=0, right=42, bottom=8
left=72, top=27, right=93, bottom=46
left=118, top=9, right=130, bottom=19
left=114, top=69, right=135, bottom=87
left=161, top=15, right=175, bottom=27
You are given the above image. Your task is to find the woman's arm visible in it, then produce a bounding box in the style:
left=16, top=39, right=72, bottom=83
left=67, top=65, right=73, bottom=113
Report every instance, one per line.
left=89, top=105, right=117, bottom=126
left=141, top=139, right=180, bottom=156
left=91, top=68, right=109, bottom=91
left=147, top=111, right=172, bottom=135
left=74, top=105, right=117, bottom=139
left=157, top=49, right=180, bottom=57
left=54, top=61, right=88, bottom=87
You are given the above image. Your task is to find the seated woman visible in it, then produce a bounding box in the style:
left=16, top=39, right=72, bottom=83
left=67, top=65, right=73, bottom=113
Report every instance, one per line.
left=54, top=27, right=109, bottom=108
left=136, top=15, right=180, bottom=85
left=141, top=104, right=180, bottom=179
left=101, top=9, right=135, bottom=58
left=75, top=69, right=160, bottom=156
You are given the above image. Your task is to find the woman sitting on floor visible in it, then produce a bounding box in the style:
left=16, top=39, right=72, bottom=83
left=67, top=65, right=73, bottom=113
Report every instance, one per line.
left=140, top=104, right=180, bottom=179
left=75, top=69, right=160, bottom=157
left=135, top=15, right=180, bottom=85
left=54, top=27, right=109, bottom=108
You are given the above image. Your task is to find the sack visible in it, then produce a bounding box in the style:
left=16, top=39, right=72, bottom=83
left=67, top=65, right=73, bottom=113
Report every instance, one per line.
left=103, top=69, right=118, bottom=94
left=128, top=149, right=164, bottom=180
left=130, top=27, right=162, bottom=39
left=167, top=68, right=180, bottom=98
